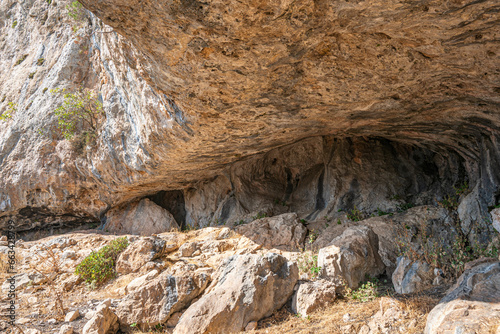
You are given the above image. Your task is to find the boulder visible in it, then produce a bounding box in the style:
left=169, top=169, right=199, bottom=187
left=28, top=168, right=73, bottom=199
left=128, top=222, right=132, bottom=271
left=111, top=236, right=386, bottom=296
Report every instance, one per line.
left=491, top=208, right=500, bottom=233
left=64, top=310, right=80, bottom=322
left=82, top=304, right=119, bottom=334
left=104, top=199, right=179, bottom=235
left=124, top=269, right=159, bottom=293
left=425, top=261, right=500, bottom=334
left=115, top=269, right=210, bottom=330
left=116, top=236, right=166, bottom=274
left=234, top=213, right=307, bottom=251
left=59, top=325, right=74, bottom=334
left=173, top=253, right=298, bottom=334
left=318, top=226, right=385, bottom=289
left=392, top=257, right=434, bottom=294
left=291, top=279, right=337, bottom=316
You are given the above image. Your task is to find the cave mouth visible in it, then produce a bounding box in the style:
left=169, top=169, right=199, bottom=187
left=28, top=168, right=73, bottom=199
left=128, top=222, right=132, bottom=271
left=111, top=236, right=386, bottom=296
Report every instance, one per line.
left=145, top=136, right=474, bottom=233
left=147, top=190, right=187, bottom=229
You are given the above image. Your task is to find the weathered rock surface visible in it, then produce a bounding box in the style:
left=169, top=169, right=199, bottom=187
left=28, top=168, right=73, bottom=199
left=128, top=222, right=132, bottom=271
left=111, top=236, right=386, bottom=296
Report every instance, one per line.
left=425, top=261, right=500, bottom=334
left=105, top=199, right=179, bottom=235
left=291, top=279, right=337, bottom=316
left=173, top=253, right=298, bottom=334
left=115, top=236, right=166, bottom=273
left=115, top=269, right=210, bottom=330
left=0, top=0, right=499, bottom=247
left=318, top=226, right=385, bottom=289
left=82, top=303, right=119, bottom=334
left=234, top=213, right=307, bottom=251
left=392, top=257, right=434, bottom=294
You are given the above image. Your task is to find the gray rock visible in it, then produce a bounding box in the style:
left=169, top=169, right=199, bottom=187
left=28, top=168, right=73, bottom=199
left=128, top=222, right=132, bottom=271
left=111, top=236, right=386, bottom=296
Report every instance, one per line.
left=173, top=253, right=298, bottom=334
left=105, top=199, right=179, bottom=236
left=115, top=269, right=210, bottom=330
left=425, top=261, right=500, bottom=334
left=392, top=257, right=434, bottom=294
left=234, top=213, right=307, bottom=251
left=318, top=226, right=385, bottom=289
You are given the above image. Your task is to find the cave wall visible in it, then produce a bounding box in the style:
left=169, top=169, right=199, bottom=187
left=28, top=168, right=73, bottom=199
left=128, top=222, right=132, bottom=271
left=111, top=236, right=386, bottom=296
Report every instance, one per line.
left=181, top=136, right=468, bottom=226
left=0, top=0, right=499, bottom=241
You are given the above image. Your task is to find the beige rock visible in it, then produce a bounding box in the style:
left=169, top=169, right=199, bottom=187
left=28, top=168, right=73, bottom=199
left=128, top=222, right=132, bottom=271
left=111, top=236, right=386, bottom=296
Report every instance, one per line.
left=173, top=253, right=298, bottom=334
left=318, top=226, right=385, bottom=289
left=125, top=269, right=159, bottom=293
left=59, top=325, right=74, bottom=334
left=425, top=261, right=500, bottom=334
left=115, top=269, right=210, bottom=330
left=105, top=199, right=179, bottom=236
left=245, top=321, right=258, bottom=331
left=291, top=279, right=336, bottom=316
left=116, top=236, right=166, bottom=274
left=234, top=213, right=307, bottom=251
left=166, top=312, right=183, bottom=328
left=82, top=304, right=119, bottom=334
left=392, top=257, right=434, bottom=294
left=65, top=310, right=80, bottom=322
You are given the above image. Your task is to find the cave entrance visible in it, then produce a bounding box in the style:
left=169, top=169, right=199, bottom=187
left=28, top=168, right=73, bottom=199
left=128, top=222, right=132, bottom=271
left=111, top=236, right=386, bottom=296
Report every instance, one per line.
left=148, top=190, right=186, bottom=229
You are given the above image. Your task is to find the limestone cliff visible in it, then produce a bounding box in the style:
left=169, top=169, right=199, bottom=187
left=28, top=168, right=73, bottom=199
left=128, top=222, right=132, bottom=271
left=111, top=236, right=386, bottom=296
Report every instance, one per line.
left=0, top=0, right=499, bottom=241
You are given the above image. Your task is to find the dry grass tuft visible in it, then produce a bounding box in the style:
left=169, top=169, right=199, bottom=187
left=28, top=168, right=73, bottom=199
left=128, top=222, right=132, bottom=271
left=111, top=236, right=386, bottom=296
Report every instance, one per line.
left=243, top=293, right=441, bottom=334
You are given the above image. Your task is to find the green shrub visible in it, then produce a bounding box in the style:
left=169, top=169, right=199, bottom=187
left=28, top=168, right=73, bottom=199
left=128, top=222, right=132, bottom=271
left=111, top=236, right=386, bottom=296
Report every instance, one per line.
left=0, top=102, right=16, bottom=121
left=37, top=58, right=45, bottom=66
left=350, top=277, right=380, bottom=302
left=12, top=20, right=17, bottom=28
left=75, top=237, right=129, bottom=287
left=297, top=251, right=321, bottom=279
left=50, top=87, right=104, bottom=141
left=15, top=54, right=28, bottom=66
left=347, top=205, right=363, bottom=222
left=29, top=72, right=36, bottom=79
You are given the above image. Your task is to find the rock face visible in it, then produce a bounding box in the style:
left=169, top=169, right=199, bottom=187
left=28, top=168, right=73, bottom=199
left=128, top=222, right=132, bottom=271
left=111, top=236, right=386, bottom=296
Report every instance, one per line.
left=234, top=213, right=307, bottom=251
left=318, top=226, right=385, bottom=289
left=291, top=279, right=337, bottom=316
left=425, top=261, right=500, bottom=334
left=0, top=0, right=499, bottom=245
left=115, top=269, right=210, bottom=330
left=173, top=253, right=298, bottom=334
left=105, top=199, right=179, bottom=235
left=392, top=257, right=434, bottom=294
left=82, top=303, right=119, bottom=334
left=115, top=236, right=166, bottom=273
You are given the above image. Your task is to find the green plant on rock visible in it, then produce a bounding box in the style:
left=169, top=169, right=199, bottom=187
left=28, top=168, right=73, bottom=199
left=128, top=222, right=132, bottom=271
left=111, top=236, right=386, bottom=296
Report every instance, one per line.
left=347, top=205, right=363, bottom=222
left=308, top=229, right=318, bottom=244
left=350, top=276, right=380, bottom=302
left=75, top=237, right=129, bottom=287
left=12, top=20, right=18, bottom=28
left=50, top=87, right=104, bottom=143
left=67, top=1, right=85, bottom=21
left=297, top=251, right=321, bottom=279
left=37, top=58, right=45, bottom=66
left=15, top=54, right=28, bottom=66
left=0, top=102, right=16, bottom=121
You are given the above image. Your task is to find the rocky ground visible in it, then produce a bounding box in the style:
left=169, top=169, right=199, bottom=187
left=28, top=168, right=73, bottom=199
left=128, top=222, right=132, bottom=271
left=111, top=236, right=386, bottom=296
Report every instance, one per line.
left=0, top=207, right=499, bottom=334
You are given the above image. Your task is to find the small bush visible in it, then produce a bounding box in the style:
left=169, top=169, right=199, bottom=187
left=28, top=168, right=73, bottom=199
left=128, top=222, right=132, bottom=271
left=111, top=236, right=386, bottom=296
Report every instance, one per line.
left=37, top=58, right=45, bottom=66
left=29, top=72, right=36, bottom=79
left=349, top=277, right=380, bottom=302
left=15, top=54, right=28, bottom=66
left=12, top=20, right=17, bottom=28
left=75, top=237, right=129, bottom=287
left=347, top=206, right=363, bottom=222
left=0, top=102, right=16, bottom=121
left=297, top=251, right=321, bottom=279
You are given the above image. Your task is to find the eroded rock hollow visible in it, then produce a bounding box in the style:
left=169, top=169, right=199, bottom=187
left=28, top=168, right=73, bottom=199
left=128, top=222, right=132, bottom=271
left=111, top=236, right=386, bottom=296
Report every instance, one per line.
left=0, top=0, right=499, bottom=243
